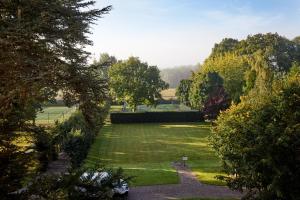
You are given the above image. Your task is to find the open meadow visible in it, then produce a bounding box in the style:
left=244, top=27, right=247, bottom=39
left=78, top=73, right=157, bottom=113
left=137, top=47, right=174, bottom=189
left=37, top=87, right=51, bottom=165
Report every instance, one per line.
left=85, top=122, right=225, bottom=186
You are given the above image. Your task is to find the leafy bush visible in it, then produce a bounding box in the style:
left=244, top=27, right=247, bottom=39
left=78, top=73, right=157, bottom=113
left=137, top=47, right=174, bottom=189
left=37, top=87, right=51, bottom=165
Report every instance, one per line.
left=110, top=111, right=203, bottom=123
left=210, top=70, right=300, bottom=200
left=52, top=110, right=108, bottom=168
left=0, top=140, right=28, bottom=199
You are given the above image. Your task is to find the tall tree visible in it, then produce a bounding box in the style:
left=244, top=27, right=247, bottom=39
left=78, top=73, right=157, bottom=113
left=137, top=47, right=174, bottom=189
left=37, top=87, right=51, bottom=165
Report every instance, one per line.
left=211, top=68, right=300, bottom=200
left=92, top=53, right=117, bottom=79
left=189, top=33, right=300, bottom=118
left=0, top=0, right=111, bottom=130
left=0, top=0, right=111, bottom=196
left=189, top=72, right=229, bottom=118
left=109, top=57, right=168, bottom=111
left=210, top=38, right=239, bottom=57
left=293, top=36, right=300, bottom=45
left=176, top=79, right=192, bottom=106
left=201, top=53, right=250, bottom=103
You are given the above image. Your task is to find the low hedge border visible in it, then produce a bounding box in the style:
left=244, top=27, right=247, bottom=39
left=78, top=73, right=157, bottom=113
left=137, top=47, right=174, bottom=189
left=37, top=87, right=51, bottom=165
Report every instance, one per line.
left=110, top=111, right=204, bottom=123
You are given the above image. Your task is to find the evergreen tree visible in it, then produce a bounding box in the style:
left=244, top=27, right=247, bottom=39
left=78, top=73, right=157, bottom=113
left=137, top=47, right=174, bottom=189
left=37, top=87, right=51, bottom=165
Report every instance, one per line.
left=0, top=1, right=111, bottom=197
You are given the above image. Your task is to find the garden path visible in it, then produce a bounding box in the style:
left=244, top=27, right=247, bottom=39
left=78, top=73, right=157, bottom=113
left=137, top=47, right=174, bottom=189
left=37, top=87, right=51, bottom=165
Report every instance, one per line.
left=128, top=162, right=241, bottom=200
left=45, top=152, right=71, bottom=175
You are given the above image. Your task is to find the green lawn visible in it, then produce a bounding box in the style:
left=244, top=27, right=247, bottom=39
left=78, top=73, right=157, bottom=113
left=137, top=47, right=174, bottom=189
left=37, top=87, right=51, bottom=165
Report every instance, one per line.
left=85, top=122, right=225, bottom=186
left=36, top=106, right=76, bottom=125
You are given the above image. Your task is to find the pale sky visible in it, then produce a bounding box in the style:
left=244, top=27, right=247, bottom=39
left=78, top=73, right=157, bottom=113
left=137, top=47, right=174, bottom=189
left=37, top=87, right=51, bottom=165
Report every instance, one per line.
left=86, top=0, right=300, bottom=68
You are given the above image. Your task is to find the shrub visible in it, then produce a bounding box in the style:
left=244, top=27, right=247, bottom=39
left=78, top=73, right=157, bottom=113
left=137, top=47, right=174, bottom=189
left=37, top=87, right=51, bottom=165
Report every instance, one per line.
left=52, top=110, right=107, bottom=168
left=210, top=71, right=300, bottom=200
left=14, top=165, right=131, bottom=200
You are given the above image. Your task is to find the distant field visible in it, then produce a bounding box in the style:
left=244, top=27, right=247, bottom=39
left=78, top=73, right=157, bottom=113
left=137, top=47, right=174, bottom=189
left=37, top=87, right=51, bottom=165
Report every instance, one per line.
left=110, top=104, right=192, bottom=113
left=137, top=104, right=191, bottom=112
left=85, top=122, right=225, bottom=186
left=36, top=106, right=76, bottom=125
left=160, top=88, right=177, bottom=100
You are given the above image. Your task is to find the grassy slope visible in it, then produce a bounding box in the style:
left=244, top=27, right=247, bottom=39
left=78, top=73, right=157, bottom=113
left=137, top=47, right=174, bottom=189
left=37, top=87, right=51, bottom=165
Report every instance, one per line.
left=85, top=122, right=225, bottom=186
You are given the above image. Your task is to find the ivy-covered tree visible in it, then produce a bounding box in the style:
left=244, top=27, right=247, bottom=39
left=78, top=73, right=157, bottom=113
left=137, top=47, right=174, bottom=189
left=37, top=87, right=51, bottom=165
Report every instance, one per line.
left=210, top=67, right=300, bottom=200
left=109, top=57, right=168, bottom=111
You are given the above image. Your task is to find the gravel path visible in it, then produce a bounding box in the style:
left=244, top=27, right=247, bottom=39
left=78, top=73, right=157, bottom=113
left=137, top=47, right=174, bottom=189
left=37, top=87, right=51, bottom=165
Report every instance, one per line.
left=45, top=152, right=71, bottom=175
left=128, top=162, right=241, bottom=200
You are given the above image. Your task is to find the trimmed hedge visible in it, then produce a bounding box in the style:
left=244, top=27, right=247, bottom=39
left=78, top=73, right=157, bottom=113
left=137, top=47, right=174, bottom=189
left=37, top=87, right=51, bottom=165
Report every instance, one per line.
left=110, top=111, right=204, bottom=123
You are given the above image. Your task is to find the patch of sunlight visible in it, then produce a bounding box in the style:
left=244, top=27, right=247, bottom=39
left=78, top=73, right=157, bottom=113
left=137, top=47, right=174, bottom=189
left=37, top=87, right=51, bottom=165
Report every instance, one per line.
left=113, top=152, right=127, bottom=155
left=139, top=150, right=166, bottom=153
left=181, top=142, right=209, bottom=147
left=123, top=167, right=176, bottom=173
left=160, top=124, right=199, bottom=128
left=155, top=140, right=208, bottom=147
left=192, top=170, right=226, bottom=186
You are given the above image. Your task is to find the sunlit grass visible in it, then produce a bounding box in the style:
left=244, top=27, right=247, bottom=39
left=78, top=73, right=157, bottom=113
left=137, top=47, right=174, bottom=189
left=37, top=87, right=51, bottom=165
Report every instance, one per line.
left=36, top=106, right=76, bottom=125
left=85, top=122, right=225, bottom=186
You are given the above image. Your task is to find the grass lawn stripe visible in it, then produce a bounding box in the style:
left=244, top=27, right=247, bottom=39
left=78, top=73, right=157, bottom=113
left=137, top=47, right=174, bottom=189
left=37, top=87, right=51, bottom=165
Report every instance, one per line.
left=85, top=122, right=225, bottom=186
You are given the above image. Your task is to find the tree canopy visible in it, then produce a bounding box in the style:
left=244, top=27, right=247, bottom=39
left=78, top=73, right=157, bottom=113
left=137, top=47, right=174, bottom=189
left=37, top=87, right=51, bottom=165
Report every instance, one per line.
left=211, top=67, right=300, bottom=200
left=187, top=33, right=300, bottom=118
left=109, top=57, right=168, bottom=110
left=0, top=0, right=112, bottom=130
left=0, top=0, right=111, bottom=196
left=176, top=79, right=192, bottom=106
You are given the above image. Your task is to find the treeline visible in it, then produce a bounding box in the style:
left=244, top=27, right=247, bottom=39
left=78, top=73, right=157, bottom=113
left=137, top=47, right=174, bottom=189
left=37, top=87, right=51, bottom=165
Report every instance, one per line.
left=177, top=33, right=300, bottom=118
left=176, top=33, right=300, bottom=199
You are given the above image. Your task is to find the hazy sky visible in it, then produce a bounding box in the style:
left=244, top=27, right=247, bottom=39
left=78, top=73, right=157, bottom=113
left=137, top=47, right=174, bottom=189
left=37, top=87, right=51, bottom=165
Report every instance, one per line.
left=86, top=0, right=300, bottom=68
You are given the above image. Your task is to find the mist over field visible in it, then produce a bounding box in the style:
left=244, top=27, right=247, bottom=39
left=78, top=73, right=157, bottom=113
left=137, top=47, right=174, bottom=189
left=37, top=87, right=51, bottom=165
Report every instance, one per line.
left=160, top=65, right=198, bottom=88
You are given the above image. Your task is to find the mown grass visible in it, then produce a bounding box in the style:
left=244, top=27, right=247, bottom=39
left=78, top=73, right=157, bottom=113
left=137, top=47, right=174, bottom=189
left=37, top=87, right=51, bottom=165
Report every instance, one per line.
left=36, top=106, right=76, bottom=125
left=85, top=122, right=225, bottom=186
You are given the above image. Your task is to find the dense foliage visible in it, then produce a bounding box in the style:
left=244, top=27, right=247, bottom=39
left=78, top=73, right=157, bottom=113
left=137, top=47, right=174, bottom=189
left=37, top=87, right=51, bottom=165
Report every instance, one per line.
left=187, top=33, right=300, bottom=118
left=12, top=165, right=130, bottom=200
left=211, top=68, right=300, bottom=200
left=0, top=0, right=111, bottom=197
left=189, top=72, right=230, bottom=119
left=109, top=57, right=168, bottom=111
left=53, top=109, right=108, bottom=167
left=176, top=79, right=192, bottom=106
